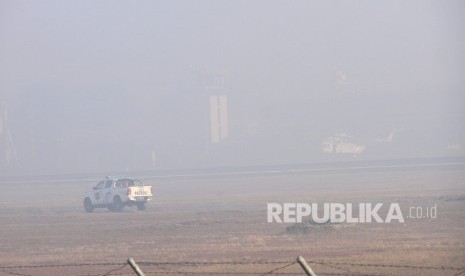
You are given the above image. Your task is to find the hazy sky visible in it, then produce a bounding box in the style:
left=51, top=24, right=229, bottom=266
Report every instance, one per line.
left=1, top=1, right=464, bottom=175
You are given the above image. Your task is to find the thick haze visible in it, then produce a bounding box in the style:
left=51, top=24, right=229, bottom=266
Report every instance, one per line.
left=1, top=0, right=464, bottom=175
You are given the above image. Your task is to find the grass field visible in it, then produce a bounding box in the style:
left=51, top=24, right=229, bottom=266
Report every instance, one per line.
left=0, top=166, right=464, bottom=275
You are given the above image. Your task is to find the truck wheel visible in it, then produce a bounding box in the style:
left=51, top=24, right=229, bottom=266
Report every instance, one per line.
left=112, top=196, right=124, bottom=212
left=136, top=202, right=146, bottom=211
left=84, top=198, right=94, bottom=213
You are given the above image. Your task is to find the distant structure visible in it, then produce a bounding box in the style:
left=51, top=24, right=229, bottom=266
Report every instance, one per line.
left=0, top=100, right=18, bottom=170
left=322, top=133, right=365, bottom=155
left=333, top=66, right=349, bottom=94
left=376, top=131, right=395, bottom=143
left=447, top=143, right=463, bottom=153
left=203, top=71, right=229, bottom=144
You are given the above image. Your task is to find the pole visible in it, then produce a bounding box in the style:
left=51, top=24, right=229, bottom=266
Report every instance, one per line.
left=127, top=257, right=145, bottom=276
left=297, top=256, right=317, bottom=276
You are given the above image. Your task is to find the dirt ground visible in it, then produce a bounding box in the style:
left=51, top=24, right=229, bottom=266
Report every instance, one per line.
left=0, top=166, right=464, bottom=275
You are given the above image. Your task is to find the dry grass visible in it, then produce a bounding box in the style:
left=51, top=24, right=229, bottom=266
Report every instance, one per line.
left=0, top=168, right=464, bottom=275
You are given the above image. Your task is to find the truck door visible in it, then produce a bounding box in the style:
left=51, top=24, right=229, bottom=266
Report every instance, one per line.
left=102, top=179, right=114, bottom=205
left=92, top=181, right=105, bottom=206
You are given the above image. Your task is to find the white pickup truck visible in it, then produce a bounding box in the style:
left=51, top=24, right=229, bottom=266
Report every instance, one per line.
left=83, top=177, right=153, bottom=212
